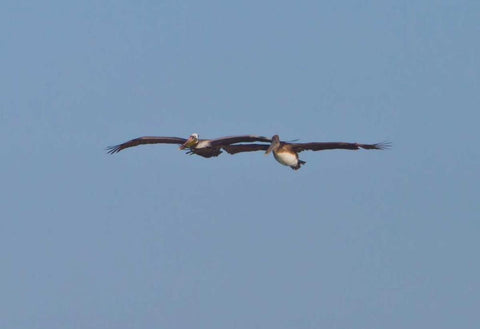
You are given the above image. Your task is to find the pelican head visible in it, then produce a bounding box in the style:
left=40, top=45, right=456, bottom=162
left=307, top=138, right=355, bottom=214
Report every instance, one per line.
left=179, top=133, right=199, bottom=150
left=265, top=134, right=281, bottom=155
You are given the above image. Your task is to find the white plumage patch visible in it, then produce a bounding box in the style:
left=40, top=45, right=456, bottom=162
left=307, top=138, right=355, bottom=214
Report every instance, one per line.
left=273, top=151, right=298, bottom=167
left=196, top=140, right=211, bottom=148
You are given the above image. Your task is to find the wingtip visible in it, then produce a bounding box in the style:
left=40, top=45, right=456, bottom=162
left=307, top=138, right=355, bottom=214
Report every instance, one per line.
left=105, top=146, right=120, bottom=154
left=377, top=141, right=392, bottom=150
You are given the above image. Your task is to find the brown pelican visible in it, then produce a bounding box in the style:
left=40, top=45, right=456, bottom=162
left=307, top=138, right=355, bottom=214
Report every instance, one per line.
left=223, top=135, right=390, bottom=170
left=106, top=133, right=272, bottom=158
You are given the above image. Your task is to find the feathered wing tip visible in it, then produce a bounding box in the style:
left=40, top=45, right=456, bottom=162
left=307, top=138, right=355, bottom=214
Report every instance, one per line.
left=374, top=141, right=392, bottom=150
left=359, top=141, right=392, bottom=150
left=106, top=145, right=122, bottom=154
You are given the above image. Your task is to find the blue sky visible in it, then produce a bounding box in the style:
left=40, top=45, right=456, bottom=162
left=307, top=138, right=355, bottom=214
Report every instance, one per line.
left=1, top=1, right=479, bottom=328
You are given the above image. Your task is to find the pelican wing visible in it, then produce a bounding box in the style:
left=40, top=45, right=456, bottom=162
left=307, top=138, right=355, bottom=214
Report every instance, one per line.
left=290, top=141, right=391, bottom=153
left=222, top=144, right=269, bottom=155
left=208, top=135, right=272, bottom=147
left=106, top=136, right=187, bottom=154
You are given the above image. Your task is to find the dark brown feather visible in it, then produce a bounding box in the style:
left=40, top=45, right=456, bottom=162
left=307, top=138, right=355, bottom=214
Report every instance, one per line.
left=290, top=141, right=391, bottom=153
left=208, top=135, right=271, bottom=147
left=106, top=136, right=187, bottom=154
left=222, top=144, right=269, bottom=155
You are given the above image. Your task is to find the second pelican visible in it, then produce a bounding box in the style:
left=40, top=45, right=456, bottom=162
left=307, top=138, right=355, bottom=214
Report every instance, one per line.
left=223, top=134, right=390, bottom=170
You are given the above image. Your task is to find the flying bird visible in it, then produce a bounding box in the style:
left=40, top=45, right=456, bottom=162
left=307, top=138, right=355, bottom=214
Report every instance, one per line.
left=106, top=133, right=272, bottom=158
left=223, top=134, right=390, bottom=170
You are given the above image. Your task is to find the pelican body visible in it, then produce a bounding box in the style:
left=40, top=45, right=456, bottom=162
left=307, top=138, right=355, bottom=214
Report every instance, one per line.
left=223, top=134, right=390, bottom=170
left=264, top=135, right=306, bottom=170
left=107, top=133, right=272, bottom=158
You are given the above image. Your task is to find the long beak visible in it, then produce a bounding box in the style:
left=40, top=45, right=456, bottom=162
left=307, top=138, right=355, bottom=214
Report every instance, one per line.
left=179, top=136, right=194, bottom=150
left=265, top=135, right=281, bottom=155
left=265, top=143, right=276, bottom=155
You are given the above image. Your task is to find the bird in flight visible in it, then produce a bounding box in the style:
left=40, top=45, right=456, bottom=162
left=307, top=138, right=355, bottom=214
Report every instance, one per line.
left=106, top=133, right=272, bottom=158
left=222, top=134, right=390, bottom=170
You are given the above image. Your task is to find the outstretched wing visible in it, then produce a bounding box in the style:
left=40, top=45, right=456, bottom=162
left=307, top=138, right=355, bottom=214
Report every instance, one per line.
left=222, top=144, right=269, bottom=155
left=290, top=141, right=391, bottom=153
left=208, top=135, right=272, bottom=147
left=106, top=136, right=187, bottom=154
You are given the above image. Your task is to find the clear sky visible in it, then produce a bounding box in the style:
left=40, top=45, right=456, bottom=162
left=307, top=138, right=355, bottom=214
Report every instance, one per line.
left=1, top=1, right=479, bottom=328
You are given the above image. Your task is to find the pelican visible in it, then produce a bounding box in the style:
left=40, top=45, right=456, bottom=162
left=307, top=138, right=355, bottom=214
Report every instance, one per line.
left=223, top=134, right=390, bottom=170
left=106, top=133, right=272, bottom=158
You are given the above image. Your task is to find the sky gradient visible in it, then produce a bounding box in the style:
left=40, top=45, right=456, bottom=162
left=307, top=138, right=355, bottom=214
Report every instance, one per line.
left=2, top=1, right=479, bottom=328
